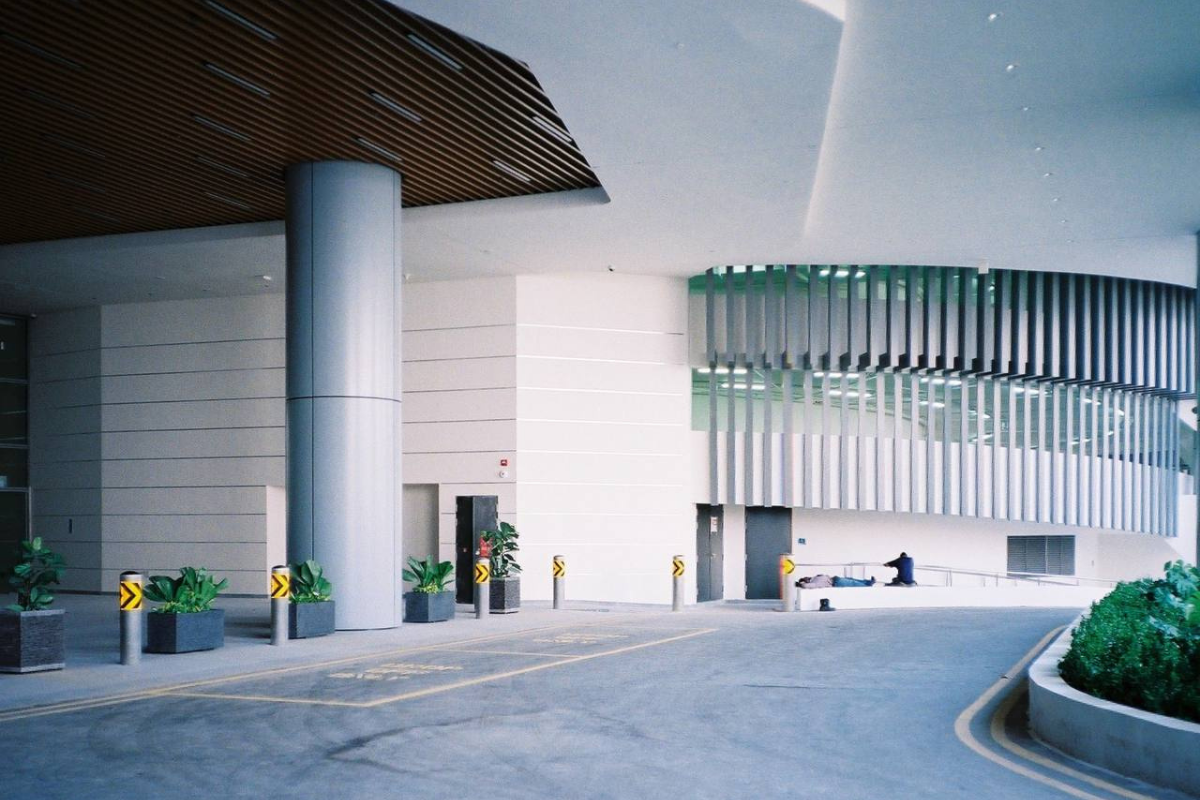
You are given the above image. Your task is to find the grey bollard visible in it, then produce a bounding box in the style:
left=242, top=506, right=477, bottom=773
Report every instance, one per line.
left=552, top=555, right=565, bottom=610
left=270, top=565, right=290, bottom=646
left=780, top=554, right=796, bottom=612
left=118, top=571, right=144, bottom=666
left=672, top=555, right=684, bottom=612
left=474, top=556, right=490, bottom=619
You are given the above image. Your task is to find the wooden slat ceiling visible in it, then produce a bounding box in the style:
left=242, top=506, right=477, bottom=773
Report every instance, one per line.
left=0, top=0, right=601, bottom=245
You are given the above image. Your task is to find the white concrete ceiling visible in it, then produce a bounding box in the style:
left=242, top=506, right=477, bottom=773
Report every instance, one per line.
left=1, top=0, right=1197, bottom=314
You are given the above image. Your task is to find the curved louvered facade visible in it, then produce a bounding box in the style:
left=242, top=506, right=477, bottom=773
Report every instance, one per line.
left=691, top=266, right=1195, bottom=536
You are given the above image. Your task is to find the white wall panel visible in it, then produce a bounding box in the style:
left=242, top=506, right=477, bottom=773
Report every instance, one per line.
left=404, top=388, right=517, bottom=423
left=404, top=326, right=516, bottom=361
left=516, top=325, right=686, bottom=363
left=403, top=357, right=513, bottom=391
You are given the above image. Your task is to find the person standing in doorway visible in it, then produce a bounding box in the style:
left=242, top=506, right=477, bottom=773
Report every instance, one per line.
left=885, top=552, right=916, bottom=586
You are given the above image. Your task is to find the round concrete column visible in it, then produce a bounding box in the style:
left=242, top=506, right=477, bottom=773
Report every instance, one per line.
left=285, top=161, right=402, bottom=630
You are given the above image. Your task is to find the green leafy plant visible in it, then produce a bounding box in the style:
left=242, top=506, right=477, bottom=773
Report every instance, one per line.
left=143, top=567, right=228, bottom=614
left=290, top=559, right=333, bottom=603
left=402, top=556, right=454, bottom=594
left=1059, top=560, right=1200, bottom=723
left=481, top=521, right=522, bottom=579
left=5, top=537, right=65, bottom=612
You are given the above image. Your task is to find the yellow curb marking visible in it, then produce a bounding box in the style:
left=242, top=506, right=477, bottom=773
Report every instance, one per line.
left=955, top=625, right=1157, bottom=800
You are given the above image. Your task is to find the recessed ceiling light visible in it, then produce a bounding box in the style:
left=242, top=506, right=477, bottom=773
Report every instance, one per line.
left=1042, top=171, right=1053, bottom=178
left=1033, top=145, right=1044, bottom=152
left=260, top=275, right=273, bottom=282
left=203, top=191, right=252, bottom=210
left=196, top=155, right=250, bottom=178
left=1005, top=63, right=1018, bottom=73
left=203, top=62, right=271, bottom=98
left=24, top=88, right=92, bottom=118
left=43, top=134, right=105, bottom=159
left=1, top=33, right=83, bottom=69
left=987, top=12, right=1001, bottom=22
left=1051, top=196, right=1060, bottom=203
left=1020, top=106, right=1031, bottom=112
left=49, top=172, right=105, bottom=193
left=491, top=159, right=531, bottom=182
left=531, top=115, right=573, bottom=144
left=76, top=206, right=120, bottom=224
left=193, top=114, right=251, bottom=142
left=353, top=136, right=402, bottom=163
left=204, top=0, right=278, bottom=42
left=406, top=34, right=462, bottom=71
left=369, top=91, right=421, bottom=123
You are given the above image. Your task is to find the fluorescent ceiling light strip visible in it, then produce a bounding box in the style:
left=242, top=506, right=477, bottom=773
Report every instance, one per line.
left=49, top=172, right=105, bottom=193
left=1, top=33, right=83, bottom=69
left=204, top=1, right=278, bottom=42
left=531, top=115, right=572, bottom=144
left=43, top=134, right=105, bottom=159
left=76, top=206, right=120, bottom=223
left=24, top=88, right=92, bottom=119
left=196, top=155, right=250, bottom=178
left=354, top=136, right=402, bottom=163
left=192, top=114, right=251, bottom=142
left=492, top=159, right=531, bottom=182
left=369, top=91, right=421, bottom=123
left=406, top=34, right=461, bottom=70
left=203, top=191, right=252, bottom=210
left=203, top=62, right=270, bottom=98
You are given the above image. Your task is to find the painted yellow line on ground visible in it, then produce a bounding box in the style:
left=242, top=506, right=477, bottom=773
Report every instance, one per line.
left=953, top=626, right=1109, bottom=800
left=436, top=648, right=582, bottom=659
left=955, top=625, right=1157, bottom=800
left=170, top=628, right=717, bottom=708
left=991, top=682, right=1158, bottom=800
left=0, top=621, right=588, bottom=724
left=359, top=628, right=716, bottom=709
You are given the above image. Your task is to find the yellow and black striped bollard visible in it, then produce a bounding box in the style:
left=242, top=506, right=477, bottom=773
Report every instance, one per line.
left=119, top=571, right=144, bottom=666
left=270, top=565, right=291, bottom=645
left=552, top=555, right=565, bottom=610
left=474, top=557, right=490, bottom=619
left=672, top=555, right=685, bottom=612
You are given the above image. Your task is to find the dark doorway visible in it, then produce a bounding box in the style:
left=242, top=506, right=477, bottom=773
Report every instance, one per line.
left=455, top=496, right=497, bottom=604
left=745, top=507, right=791, bottom=599
left=695, top=504, right=724, bottom=602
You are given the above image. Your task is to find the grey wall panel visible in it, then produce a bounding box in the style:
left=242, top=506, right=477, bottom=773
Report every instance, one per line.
left=100, top=339, right=284, bottom=376
left=101, top=369, right=284, bottom=404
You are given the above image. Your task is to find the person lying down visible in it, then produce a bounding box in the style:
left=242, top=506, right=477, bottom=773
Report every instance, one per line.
left=794, top=574, right=876, bottom=588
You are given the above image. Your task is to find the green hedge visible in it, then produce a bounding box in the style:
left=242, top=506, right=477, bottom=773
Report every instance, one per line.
left=1058, top=561, right=1200, bottom=723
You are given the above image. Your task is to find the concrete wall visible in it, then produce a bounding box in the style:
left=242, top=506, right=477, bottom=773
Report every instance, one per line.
left=400, top=276, right=518, bottom=590
left=515, top=274, right=692, bottom=604
left=31, top=296, right=285, bottom=594
left=1029, top=624, right=1200, bottom=797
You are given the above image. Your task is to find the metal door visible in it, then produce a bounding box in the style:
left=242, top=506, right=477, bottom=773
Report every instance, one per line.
left=695, top=504, right=724, bottom=601
left=745, top=507, right=790, bottom=599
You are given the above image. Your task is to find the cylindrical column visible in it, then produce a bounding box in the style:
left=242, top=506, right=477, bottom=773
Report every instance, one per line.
left=474, top=556, right=490, bottom=619
left=118, top=571, right=143, bottom=666
left=552, top=555, right=565, bottom=610
left=286, top=161, right=403, bottom=631
left=270, top=565, right=290, bottom=646
left=672, top=555, right=684, bottom=612
left=780, top=555, right=796, bottom=612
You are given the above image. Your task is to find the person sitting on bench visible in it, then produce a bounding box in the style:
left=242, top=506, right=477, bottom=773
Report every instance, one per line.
left=884, top=552, right=916, bottom=586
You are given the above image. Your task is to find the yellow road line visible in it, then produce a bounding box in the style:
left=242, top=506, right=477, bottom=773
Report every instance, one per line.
left=0, top=621, right=581, bottom=723
left=166, top=690, right=365, bottom=708
left=360, top=628, right=716, bottom=708
left=991, top=682, right=1157, bottom=800
left=436, top=648, right=581, bottom=658
left=955, top=625, right=1157, bottom=800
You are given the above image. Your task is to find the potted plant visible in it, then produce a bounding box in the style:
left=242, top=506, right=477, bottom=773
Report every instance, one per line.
left=402, top=556, right=455, bottom=623
left=143, top=567, right=228, bottom=654
left=289, top=559, right=335, bottom=639
left=482, top=521, right=521, bottom=614
left=0, top=537, right=66, bottom=673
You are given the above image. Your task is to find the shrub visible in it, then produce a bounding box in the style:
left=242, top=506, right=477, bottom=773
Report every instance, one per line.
left=5, top=537, right=65, bottom=612
left=143, top=567, right=228, bottom=613
left=1059, top=561, right=1200, bottom=723
left=481, top=521, right=521, bottom=579
left=290, top=559, right=333, bottom=603
left=402, top=556, right=453, bottom=594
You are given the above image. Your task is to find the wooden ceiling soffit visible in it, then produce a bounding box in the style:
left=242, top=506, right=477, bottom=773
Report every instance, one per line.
left=0, top=0, right=603, bottom=245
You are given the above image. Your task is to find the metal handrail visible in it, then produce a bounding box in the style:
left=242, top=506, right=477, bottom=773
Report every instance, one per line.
left=793, top=561, right=1119, bottom=589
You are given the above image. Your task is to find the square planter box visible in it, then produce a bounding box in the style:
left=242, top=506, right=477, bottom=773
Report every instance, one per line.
left=0, top=609, right=65, bottom=673
left=404, top=590, right=455, bottom=623
left=490, top=577, right=521, bottom=614
left=289, top=601, right=335, bottom=639
left=145, top=609, right=224, bottom=654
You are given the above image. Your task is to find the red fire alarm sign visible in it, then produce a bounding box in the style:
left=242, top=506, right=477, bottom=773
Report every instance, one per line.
left=500, top=458, right=509, bottom=467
